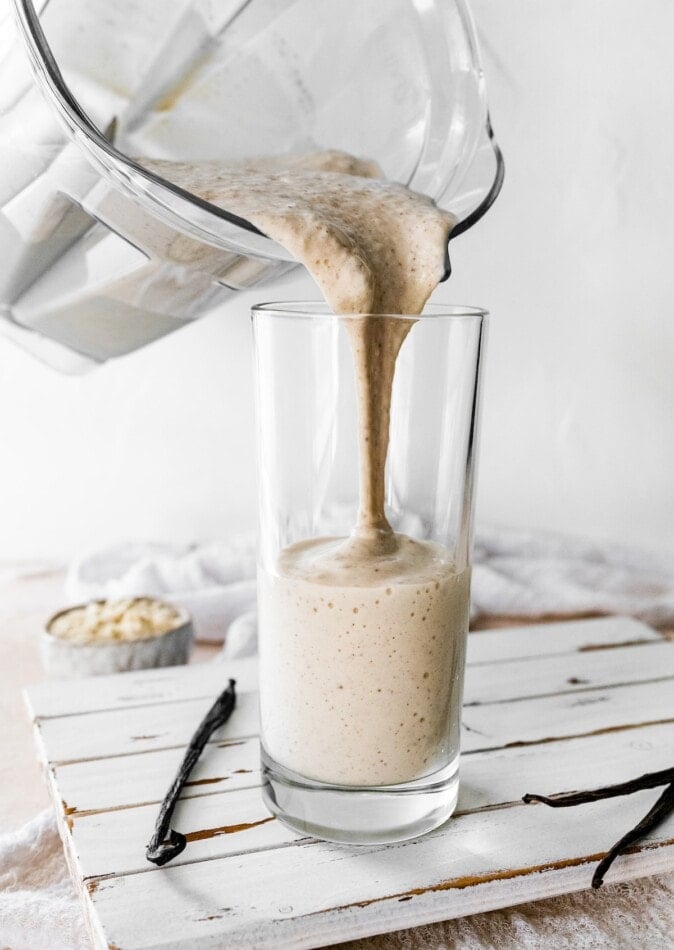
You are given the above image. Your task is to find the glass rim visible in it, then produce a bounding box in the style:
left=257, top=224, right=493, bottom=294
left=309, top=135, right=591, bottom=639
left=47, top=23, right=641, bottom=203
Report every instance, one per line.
left=251, top=301, right=488, bottom=320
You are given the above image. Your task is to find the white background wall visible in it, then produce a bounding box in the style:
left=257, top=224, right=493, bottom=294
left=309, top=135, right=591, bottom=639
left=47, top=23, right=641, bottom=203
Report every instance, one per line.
left=1, top=0, right=673, bottom=561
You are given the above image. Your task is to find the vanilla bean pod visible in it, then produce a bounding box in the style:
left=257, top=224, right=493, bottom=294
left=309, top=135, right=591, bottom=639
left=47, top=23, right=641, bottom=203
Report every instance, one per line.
left=523, top=768, right=674, bottom=888
left=523, top=766, right=674, bottom=808
left=590, top=782, right=674, bottom=888
left=146, top=679, right=236, bottom=866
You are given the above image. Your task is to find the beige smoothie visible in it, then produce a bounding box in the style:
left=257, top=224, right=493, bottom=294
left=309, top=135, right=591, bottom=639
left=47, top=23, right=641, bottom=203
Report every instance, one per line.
left=259, top=539, right=470, bottom=786
left=141, top=151, right=471, bottom=786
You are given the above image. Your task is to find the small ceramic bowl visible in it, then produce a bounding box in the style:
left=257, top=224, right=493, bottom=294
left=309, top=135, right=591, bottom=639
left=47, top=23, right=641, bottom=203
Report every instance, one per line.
left=41, top=598, right=193, bottom=677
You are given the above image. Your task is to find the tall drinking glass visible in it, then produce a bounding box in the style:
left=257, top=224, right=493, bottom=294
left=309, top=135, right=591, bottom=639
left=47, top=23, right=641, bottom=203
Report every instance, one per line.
left=253, top=302, right=487, bottom=844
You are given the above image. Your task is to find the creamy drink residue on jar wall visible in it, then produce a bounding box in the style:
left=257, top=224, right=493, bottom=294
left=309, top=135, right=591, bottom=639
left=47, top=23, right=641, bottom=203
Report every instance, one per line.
left=142, top=151, right=471, bottom=786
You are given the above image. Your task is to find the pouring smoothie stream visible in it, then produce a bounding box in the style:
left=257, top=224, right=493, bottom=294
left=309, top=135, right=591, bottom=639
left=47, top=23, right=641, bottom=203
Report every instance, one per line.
left=142, top=150, right=471, bottom=789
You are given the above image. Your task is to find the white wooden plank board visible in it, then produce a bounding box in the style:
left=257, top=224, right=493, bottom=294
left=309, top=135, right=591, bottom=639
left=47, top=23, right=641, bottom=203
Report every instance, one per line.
left=26, top=656, right=259, bottom=720
left=38, top=672, right=674, bottom=764
left=34, top=641, right=674, bottom=765
left=459, top=720, right=674, bottom=811
left=36, top=674, right=674, bottom=766
left=463, top=641, right=673, bottom=705
left=71, top=786, right=300, bottom=879
left=465, top=615, right=660, bottom=665
left=461, top=678, right=674, bottom=752
left=35, top=688, right=261, bottom=764
left=55, top=738, right=262, bottom=816
left=68, top=721, right=674, bottom=879
left=25, top=617, right=657, bottom=720
left=53, top=718, right=674, bottom=820
left=85, top=792, right=674, bottom=950
left=25, top=617, right=674, bottom=950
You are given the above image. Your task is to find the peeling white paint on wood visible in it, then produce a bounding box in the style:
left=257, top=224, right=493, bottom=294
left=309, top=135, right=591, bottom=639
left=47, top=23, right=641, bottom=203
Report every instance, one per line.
left=24, top=617, right=674, bottom=950
left=463, top=641, right=673, bottom=705
left=84, top=792, right=674, bottom=950
left=55, top=738, right=262, bottom=815
left=461, top=678, right=674, bottom=752
left=35, top=674, right=674, bottom=765
left=54, top=716, right=674, bottom=821
left=35, top=688, right=261, bottom=764
left=464, top=616, right=660, bottom=665
left=68, top=721, right=674, bottom=881
left=25, top=656, right=260, bottom=720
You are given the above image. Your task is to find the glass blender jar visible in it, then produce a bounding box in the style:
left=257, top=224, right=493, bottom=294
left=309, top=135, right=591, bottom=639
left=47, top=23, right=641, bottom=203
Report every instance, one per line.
left=0, top=0, right=503, bottom=372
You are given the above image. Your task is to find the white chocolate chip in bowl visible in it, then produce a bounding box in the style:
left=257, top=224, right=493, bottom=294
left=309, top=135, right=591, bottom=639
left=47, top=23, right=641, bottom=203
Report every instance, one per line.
left=41, top=597, right=193, bottom=676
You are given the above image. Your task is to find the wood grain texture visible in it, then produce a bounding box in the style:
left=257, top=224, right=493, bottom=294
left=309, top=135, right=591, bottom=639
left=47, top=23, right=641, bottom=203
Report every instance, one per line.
left=67, top=721, right=674, bottom=880
left=25, top=617, right=656, bottom=719
left=85, top=792, right=674, bottom=950
left=25, top=657, right=260, bottom=720
left=35, top=673, right=674, bottom=765
left=34, top=688, right=261, bottom=764
left=55, top=738, right=262, bottom=815
left=463, top=641, right=673, bottom=705
left=24, top=616, right=674, bottom=950
left=55, top=712, right=674, bottom=822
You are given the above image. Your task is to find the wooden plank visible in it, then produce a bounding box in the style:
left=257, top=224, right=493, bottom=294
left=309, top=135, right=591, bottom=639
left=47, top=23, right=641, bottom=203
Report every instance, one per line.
left=55, top=738, right=261, bottom=816
left=463, top=641, right=674, bottom=705
left=37, top=672, right=674, bottom=767
left=25, top=618, right=674, bottom=950
left=462, top=678, right=674, bottom=752
left=25, top=656, right=258, bottom=720
left=70, top=787, right=301, bottom=881
left=460, top=719, right=674, bottom=810
left=466, top=615, right=659, bottom=665
left=54, top=714, right=674, bottom=818
left=25, top=617, right=658, bottom=720
left=87, top=791, right=674, bottom=950
left=36, top=688, right=261, bottom=764
left=68, top=721, right=674, bottom=879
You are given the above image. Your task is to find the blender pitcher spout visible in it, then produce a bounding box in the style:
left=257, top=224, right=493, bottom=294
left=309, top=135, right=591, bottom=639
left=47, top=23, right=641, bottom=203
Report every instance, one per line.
left=1, top=0, right=503, bottom=371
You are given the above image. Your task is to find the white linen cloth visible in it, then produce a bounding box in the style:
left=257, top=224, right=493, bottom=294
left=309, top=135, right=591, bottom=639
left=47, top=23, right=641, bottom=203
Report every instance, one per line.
left=4, top=527, right=674, bottom=950
left=0, top=810, right=89, bottom=950
left=471, top=528, right=674, bottom=627
left=66, top=537, right=258, bottom=649
left=65, top=527, right=674, bottom=655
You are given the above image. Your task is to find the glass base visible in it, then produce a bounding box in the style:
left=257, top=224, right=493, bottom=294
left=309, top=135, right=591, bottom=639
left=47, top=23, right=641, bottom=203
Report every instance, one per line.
left=261, top=747, right=459, bottom=845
